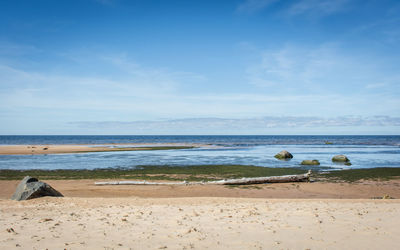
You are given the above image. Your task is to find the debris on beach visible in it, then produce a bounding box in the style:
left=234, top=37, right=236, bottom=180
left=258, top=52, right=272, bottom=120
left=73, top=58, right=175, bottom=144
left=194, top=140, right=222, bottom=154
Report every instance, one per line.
left=11, top=176, right=63, bottom=201
left=95, top=171, right=312, bottom=186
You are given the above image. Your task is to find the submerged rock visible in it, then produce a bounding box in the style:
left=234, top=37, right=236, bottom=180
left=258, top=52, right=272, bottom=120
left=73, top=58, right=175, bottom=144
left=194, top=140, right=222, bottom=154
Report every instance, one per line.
left=11, top=176, right=63, bottom=201
left=274, top=150, right=293, bottom=160
left=332, top=155, right=350, bottom=163
left=301, top=160, right=320, bottom=165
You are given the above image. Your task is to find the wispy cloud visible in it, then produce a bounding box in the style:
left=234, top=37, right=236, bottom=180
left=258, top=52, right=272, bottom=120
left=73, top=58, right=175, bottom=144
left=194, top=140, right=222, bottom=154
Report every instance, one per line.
left=71, top=116, right=400, bottom=133
left=92, top=0, right=116, bottom=5
left=1, top=57, right=400, bottom=125
left=245, top=43, right=400, bottom=96
left=287, top=0, right=350, bottom=17
left=236, top=0, right=350, bottom=17
left=236, top=0, right=279, bottom=13
left=365, top=82, right=386, bottom=89
left=0, top=41, right=41, bottom=56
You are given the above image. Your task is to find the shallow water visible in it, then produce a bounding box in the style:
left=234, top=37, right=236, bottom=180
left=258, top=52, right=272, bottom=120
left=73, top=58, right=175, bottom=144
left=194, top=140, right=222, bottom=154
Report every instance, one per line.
left=0, top=135, right=399, bottom=170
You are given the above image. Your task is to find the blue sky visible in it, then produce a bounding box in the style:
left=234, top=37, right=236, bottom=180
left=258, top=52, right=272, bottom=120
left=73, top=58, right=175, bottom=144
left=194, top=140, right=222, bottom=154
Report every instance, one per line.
left=0, top=0, right=399, bottom=135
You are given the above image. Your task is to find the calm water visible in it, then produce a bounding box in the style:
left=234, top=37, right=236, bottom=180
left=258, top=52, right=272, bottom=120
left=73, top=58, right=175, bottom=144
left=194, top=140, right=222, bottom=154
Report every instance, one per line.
left=0, top=135, right=399, bottom=170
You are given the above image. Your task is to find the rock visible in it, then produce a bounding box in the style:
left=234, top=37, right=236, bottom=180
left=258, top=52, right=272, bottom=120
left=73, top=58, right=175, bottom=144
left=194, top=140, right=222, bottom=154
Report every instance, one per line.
left=332, top=155, right=350, bottom=163
left=274, top=150, right=293, bottom=160
left=11, top=176, right=63, bottom=201
left=301, top=160, right=320, bottom=165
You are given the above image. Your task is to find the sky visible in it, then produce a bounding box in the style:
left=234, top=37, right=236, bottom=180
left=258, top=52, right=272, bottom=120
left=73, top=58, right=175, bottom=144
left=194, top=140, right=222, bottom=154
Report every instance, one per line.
left=0, top=0, right=399, bottom=135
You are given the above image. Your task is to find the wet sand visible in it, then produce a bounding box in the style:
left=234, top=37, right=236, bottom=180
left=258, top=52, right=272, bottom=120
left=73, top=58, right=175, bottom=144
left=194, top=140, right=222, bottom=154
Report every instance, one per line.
left=1, top=179, right=400, bottom=199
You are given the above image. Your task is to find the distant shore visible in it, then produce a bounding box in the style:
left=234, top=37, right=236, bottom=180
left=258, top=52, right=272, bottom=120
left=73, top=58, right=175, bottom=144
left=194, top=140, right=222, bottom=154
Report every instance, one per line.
left=0, top=143, right=198, bottom=155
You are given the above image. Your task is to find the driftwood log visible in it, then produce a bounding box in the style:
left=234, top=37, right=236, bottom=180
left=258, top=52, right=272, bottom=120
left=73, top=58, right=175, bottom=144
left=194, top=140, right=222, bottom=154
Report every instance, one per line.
left=94, top=170, right=311, bottom=186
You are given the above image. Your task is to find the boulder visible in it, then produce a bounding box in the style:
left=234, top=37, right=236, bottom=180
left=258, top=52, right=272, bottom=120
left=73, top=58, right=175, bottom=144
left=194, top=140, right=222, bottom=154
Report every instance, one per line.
left=11, top=176, right=63, bottom=201
left=274, top=150, right=293, bottom=160
left=301, top=160, right=320, bottom=165
left=332, top=155, right=350, bottom=162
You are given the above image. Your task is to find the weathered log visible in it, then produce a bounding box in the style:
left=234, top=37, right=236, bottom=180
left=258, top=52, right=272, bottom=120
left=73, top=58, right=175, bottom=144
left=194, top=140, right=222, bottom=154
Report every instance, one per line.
left=94, top=170, right=311, bottom=186
left=209, top=170, right=311, bottom=185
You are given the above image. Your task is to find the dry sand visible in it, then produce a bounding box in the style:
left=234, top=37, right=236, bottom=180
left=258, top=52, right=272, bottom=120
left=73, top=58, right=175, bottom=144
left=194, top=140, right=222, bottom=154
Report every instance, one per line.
left=1, top=180, right=400, bottom=249
left=1, top=197, right=399, bottom=249
left=0, top=143, right=200, bottom=155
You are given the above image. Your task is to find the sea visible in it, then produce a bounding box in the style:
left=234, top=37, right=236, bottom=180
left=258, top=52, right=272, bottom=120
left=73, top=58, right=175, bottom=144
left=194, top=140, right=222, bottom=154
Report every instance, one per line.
left=0, top=135, right=399, bottom=171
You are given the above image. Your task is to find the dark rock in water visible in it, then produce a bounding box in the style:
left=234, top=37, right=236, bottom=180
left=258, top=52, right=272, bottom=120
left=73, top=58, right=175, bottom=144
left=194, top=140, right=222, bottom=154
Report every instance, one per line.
left=274, top=150, right=293, bottom=160
left=332, top=155, right=350, bottom=163
left=11, top=176, right=63, bottom=201
left=301, top=160, right=320, bottom=165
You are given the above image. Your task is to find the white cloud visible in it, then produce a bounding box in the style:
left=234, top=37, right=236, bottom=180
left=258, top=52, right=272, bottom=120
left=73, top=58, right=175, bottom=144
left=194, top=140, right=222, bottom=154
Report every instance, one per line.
left=1, top=58, right=400, bottom=122
left=1, top=44, right=400, bottom=134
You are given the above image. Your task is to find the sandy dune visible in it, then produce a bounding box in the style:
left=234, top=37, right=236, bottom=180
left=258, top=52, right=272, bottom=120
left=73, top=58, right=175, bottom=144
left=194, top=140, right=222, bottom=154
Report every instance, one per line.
left=1, top=197, right=399, bottom=249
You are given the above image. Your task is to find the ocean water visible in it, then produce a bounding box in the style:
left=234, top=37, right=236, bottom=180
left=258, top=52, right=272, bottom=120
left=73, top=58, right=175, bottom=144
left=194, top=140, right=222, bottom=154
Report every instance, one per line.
left=0, top=135, right=399, bottom=170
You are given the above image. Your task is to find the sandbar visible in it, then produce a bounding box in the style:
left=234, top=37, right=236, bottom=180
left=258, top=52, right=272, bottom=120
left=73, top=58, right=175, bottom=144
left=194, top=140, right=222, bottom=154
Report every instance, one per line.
left=0, top=143, right=198, bottom=155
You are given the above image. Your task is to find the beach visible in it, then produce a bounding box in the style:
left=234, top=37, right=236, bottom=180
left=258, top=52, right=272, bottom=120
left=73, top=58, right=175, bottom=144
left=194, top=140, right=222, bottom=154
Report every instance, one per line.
left=1, top=136, right=399, bottom=249
left=1, top=179, right=400, bottom=249
left=1, top=196, right=399, bottom=249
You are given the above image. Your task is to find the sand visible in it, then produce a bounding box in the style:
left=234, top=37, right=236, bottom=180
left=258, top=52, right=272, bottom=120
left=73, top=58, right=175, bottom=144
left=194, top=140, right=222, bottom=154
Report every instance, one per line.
left=0, top=143, right=200, bottom=155
left=1, top=179, right=400, bottom=199
left=1, top=180, right=400, bottom=249
left=1, top=197, right=399, bottom=249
